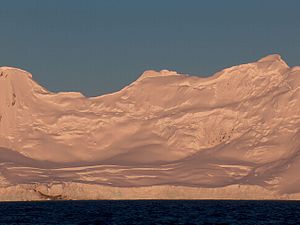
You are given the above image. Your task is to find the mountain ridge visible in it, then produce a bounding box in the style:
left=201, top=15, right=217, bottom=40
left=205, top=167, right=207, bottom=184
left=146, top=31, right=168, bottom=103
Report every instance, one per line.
left=0, top=54, right=289, bottom=97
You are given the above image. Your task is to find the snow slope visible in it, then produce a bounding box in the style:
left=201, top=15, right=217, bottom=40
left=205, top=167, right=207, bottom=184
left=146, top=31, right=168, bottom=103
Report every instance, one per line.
left=1, top=54, right=300, bottom=200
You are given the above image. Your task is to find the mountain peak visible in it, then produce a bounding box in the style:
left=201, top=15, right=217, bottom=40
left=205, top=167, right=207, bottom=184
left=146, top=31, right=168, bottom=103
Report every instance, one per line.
left=257, top=54, right=288, bottom=65
left=137, top=69, right=180, bottom=81
left=0, top=66, right=33, bottom=79
left=0, top=66, right=47, bottom=104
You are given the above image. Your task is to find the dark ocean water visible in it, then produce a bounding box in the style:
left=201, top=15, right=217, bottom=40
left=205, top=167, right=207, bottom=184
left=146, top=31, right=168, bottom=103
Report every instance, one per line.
left=0, top=200, right=299, bottom=225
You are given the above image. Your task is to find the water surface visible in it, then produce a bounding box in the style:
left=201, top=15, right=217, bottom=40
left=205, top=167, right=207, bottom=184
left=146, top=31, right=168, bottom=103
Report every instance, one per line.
left=0, top=200, right=299, bottom=225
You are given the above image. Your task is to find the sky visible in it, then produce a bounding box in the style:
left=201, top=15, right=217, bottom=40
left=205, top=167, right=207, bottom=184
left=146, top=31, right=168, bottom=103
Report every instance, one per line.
left=0, top=0, right=300, bottom=96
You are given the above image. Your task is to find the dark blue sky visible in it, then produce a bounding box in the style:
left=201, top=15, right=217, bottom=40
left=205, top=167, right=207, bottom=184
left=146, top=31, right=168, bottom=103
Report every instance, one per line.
left=1, top=0, right=300, bottom=96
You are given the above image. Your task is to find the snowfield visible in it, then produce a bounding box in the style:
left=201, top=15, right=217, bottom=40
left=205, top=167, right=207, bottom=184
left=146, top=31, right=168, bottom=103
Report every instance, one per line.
left=1, top=54, right=300, bottom=200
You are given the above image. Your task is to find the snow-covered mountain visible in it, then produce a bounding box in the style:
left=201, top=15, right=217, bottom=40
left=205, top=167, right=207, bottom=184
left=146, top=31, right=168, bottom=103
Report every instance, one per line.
left=1, top=54, right=300, bottom=200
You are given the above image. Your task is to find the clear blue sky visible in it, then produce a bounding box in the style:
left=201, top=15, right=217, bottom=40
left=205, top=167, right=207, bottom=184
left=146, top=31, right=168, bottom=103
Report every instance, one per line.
left=1, top=0, right=300, bottom=96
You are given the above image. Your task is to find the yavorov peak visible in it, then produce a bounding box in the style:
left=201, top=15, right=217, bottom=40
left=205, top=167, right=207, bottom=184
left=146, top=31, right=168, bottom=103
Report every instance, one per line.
left=0, top=54, right=300, bottom=200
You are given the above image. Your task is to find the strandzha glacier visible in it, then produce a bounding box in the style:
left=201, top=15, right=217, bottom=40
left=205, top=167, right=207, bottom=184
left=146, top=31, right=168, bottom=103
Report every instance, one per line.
left=1, top=54, right=300, bottom=201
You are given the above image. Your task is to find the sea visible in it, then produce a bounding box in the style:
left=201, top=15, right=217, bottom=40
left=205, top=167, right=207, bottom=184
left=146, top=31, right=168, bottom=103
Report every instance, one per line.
left=0, top=200, right=299, bottom=225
